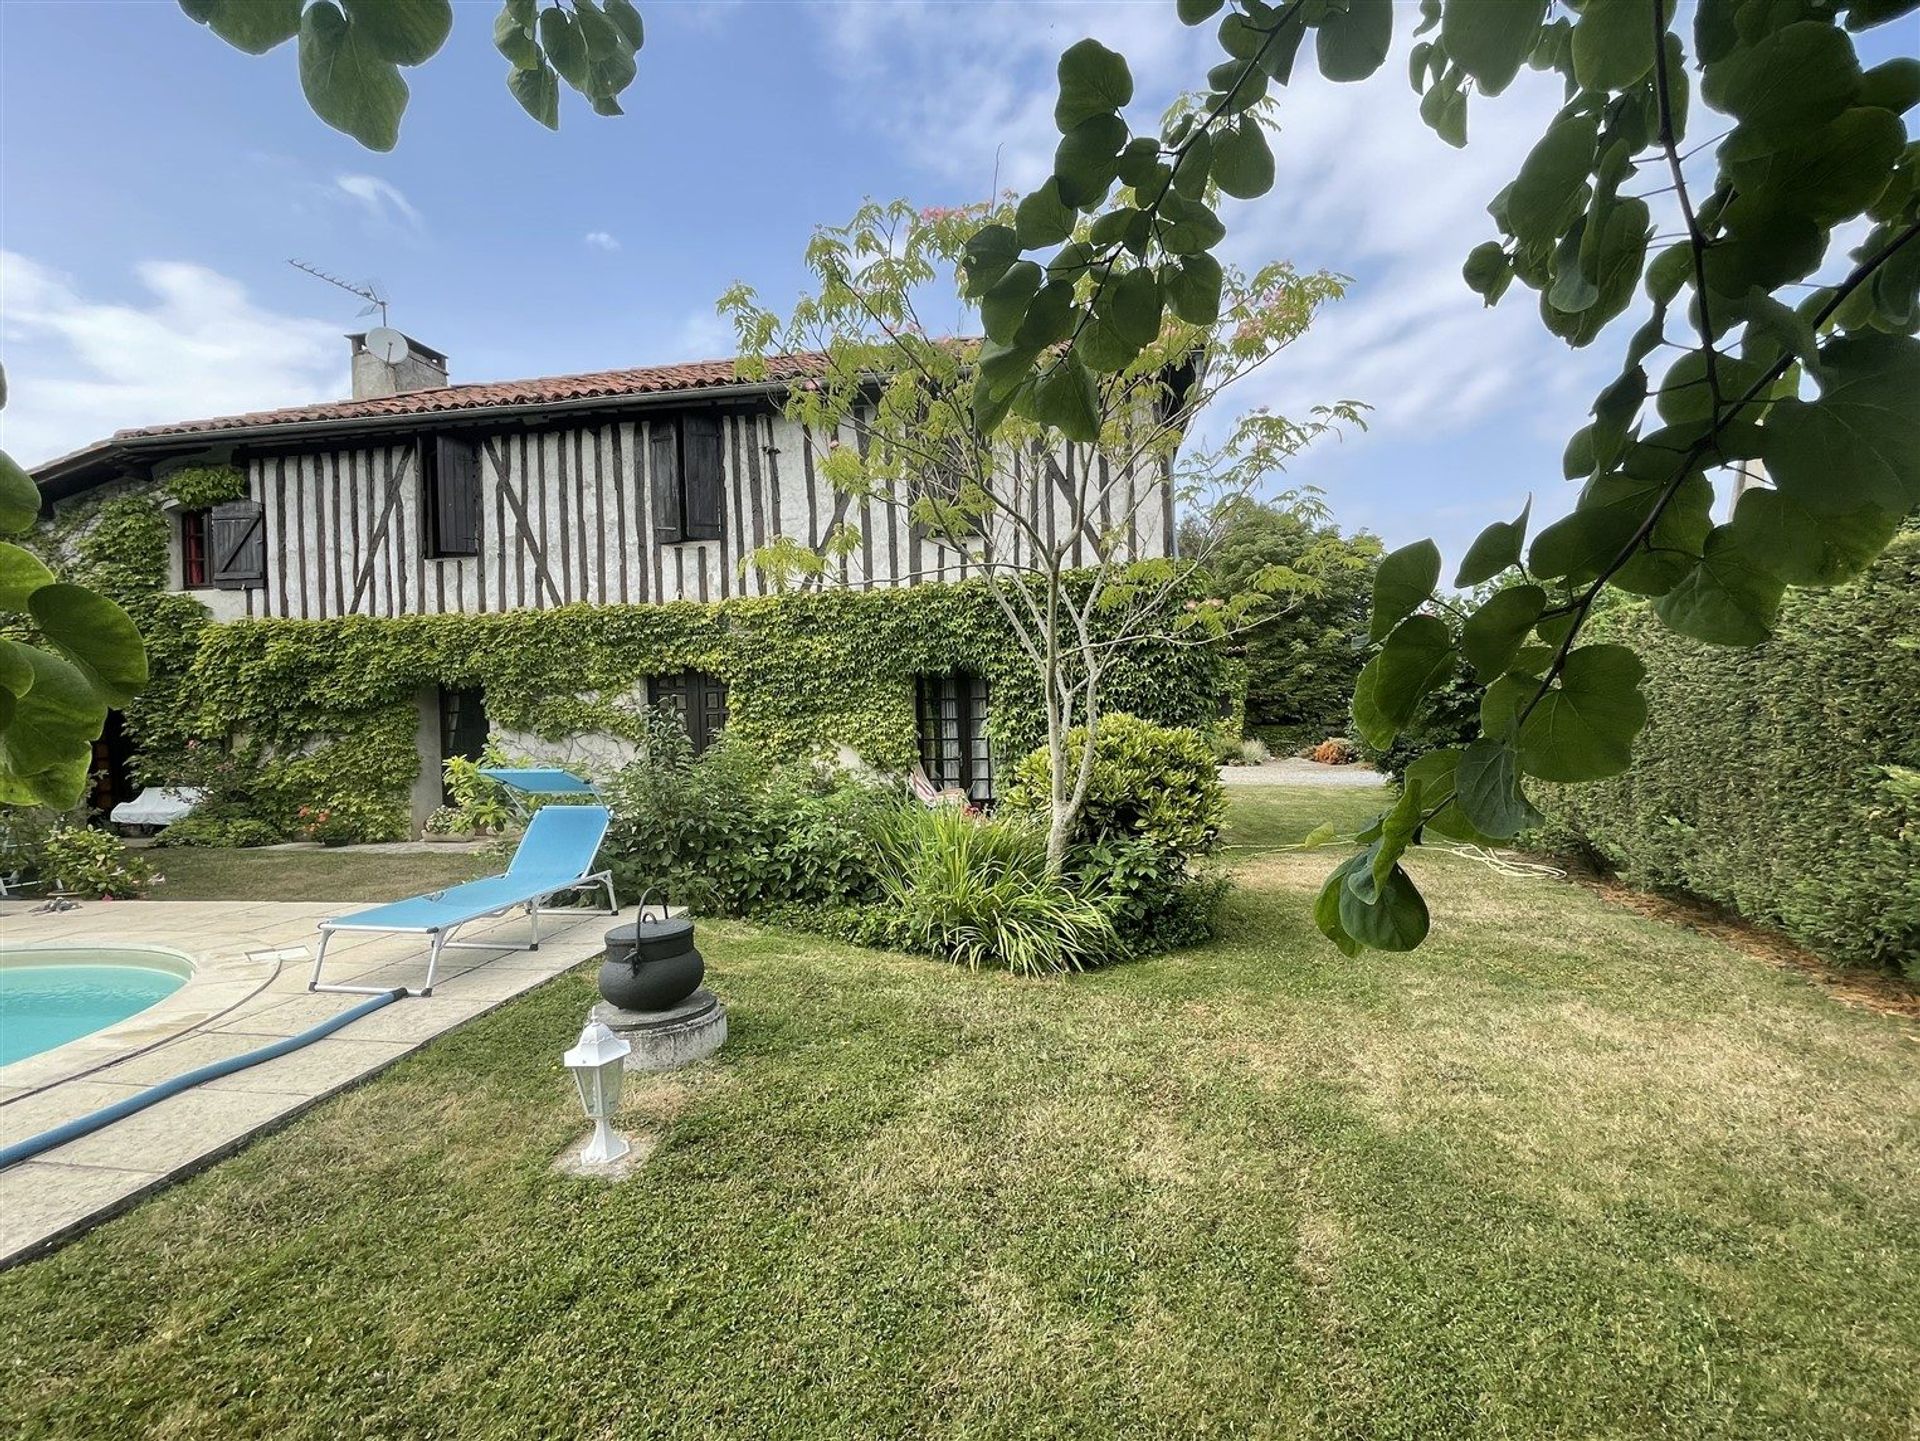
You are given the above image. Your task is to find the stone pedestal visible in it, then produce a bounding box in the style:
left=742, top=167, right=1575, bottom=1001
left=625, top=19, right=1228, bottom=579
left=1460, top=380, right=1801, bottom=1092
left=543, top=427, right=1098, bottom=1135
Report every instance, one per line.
left=591, top=988, right=727, bottom=1072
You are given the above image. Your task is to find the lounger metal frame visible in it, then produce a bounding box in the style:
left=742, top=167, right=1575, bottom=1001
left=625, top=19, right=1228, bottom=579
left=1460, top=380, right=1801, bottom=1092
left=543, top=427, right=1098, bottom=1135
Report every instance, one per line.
left=309, top=868, right=617, bottom=998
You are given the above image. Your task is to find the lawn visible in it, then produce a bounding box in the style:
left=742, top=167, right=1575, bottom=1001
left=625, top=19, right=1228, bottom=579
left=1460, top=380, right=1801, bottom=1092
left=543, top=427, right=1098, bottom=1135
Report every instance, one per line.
left=149, top=846, right=493, bottom=902
left=4, top=787, right=1916, bottom=1438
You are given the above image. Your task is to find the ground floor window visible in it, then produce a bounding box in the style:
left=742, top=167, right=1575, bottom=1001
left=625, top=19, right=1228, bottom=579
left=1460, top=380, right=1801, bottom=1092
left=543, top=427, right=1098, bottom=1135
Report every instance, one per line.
left=648, top=671, right=729, bottom=755
left=916, top=670, right=993, bottom=803
left=180, top=509, right=210, bottom=588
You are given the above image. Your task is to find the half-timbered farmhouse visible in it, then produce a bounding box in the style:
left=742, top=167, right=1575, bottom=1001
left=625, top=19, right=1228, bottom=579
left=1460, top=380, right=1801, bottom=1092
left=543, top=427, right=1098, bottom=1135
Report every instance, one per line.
left=35, top=333, right=1201, bottom=836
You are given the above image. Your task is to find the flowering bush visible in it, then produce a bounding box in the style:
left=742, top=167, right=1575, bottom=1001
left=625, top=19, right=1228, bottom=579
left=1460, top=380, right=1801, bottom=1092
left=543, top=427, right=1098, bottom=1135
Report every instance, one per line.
left=293, top=794, right=404, bottom=846
left=40, top=825, right=156, bottom=899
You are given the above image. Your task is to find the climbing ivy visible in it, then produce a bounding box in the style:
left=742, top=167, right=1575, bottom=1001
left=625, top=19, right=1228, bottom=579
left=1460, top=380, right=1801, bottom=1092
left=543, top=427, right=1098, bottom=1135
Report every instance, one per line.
left=160, top=463, right=247, bottom=511
left=177, top=577, right=1234, bottom=835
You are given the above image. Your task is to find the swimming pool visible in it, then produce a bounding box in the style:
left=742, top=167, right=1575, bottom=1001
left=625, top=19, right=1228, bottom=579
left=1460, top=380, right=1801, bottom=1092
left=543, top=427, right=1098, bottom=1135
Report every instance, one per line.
left=0, top=948, right=192, bottom=1068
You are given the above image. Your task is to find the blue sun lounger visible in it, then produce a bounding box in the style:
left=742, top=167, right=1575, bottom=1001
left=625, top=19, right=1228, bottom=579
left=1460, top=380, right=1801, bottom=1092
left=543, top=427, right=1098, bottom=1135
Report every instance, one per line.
left=308, top=801, right=618, bottom=998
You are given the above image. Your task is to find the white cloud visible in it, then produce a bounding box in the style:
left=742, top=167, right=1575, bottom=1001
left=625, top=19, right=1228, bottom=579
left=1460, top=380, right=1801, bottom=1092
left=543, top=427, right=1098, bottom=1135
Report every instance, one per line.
left=333, top=173, right=424, bottom=234
left=584, top=230, right=621, bottom=252
left=0, top=253, right=343, bottom=466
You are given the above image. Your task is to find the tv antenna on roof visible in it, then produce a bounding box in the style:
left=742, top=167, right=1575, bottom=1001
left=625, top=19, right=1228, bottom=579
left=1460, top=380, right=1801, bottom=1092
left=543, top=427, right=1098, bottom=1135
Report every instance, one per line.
left=287, top=258, right=390, bottom=326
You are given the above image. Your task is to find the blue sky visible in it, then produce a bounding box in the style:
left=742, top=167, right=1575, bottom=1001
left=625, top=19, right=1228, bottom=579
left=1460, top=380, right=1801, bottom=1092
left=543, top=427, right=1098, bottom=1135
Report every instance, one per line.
left=2, top=2, right=1911, bottom=563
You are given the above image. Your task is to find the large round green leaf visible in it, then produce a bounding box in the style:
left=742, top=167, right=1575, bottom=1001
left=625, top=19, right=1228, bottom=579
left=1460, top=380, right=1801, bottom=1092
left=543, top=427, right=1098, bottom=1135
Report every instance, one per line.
left=1507, top=111, right=1598, bottom=249
left=0, top=449, right=40, bottom=535
left=1338, top=859, right=1430, bottom=950
left=1054, top=114, right=1128, bottom=207
left=1015, top=180, right=1076, bottom=249
left=1212, top=117, right=1275, bottom=199
left=299, top=1, right=409, bottom=151
left=1571, top=0, right=1661, bottom=93
left=1108, top=267, right=1164, bottom=349
left=1026, top=355, right=1101, bottom=443
left=0, top=541, right=55, bottom=611
left=1164, top=253, right=1223, bottom=324
left=1765, top=332, right=1920, bottom=518
left=1702, top=21, right=1862, bottom=144
left=1315, top=0, right=1393, bottom=82
left=1454, top=737, right=1544, bottom=840
left=1353, top=614, right=1456, bottom=749
left=29, top=583, right=149, bottom=706
left=1442, top=0, right=1547, bottom=96
left=1055, top=37, right=1133, bottom=131
left=0, top=644, right=106, bottom=783
left=1455, top=498, right=1531, bottom=585
left=981, top=262, right=1043, bottom=345
left=1369, top=539, right=1440, bottom=641
left=1652, top=525, right=1786, bottom=645
left=1511, top=643, right=1648, bottom=782
left=179, top=0, right=301, bottom=55
left=1461, top=583, right=1546, bottom=679
left=507, top=60, right=560, bottom=130
left=341, top=0, right=450, bottom=66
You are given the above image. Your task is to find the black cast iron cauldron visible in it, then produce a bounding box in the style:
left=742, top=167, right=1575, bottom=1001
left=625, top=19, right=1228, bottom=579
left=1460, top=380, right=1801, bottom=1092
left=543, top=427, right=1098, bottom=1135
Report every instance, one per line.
left=598, top=892, right=704, bottom=1012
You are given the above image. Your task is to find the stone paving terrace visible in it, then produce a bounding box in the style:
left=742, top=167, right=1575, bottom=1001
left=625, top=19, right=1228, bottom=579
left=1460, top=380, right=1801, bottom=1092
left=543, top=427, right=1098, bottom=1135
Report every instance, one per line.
left=0, top=898, right=631, bottom=1267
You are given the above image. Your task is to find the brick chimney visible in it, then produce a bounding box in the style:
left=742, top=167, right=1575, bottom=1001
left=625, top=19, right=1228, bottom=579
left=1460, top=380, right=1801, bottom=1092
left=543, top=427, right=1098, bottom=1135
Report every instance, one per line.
left=348, top=332, right=449, bottom=399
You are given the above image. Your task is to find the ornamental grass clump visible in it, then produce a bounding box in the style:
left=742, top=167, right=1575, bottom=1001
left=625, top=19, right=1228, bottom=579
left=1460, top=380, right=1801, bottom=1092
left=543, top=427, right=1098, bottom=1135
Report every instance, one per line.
left=878, top=806, right=1117, bottom=978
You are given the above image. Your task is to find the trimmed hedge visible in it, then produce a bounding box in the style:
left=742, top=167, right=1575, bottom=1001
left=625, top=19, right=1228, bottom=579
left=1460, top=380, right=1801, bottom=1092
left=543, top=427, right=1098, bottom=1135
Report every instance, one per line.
left=1538, top=531, right=1920, bottom=974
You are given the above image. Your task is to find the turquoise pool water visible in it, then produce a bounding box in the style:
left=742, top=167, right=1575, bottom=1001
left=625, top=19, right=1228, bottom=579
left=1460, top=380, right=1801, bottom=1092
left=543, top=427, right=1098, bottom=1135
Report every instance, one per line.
left=0, top=952, right=188, bottom=1068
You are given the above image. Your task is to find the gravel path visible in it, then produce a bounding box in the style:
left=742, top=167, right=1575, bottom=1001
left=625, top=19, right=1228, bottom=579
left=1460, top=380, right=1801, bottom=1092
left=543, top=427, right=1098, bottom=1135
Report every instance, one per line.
left=1218, top=758, right=1389, bottom=788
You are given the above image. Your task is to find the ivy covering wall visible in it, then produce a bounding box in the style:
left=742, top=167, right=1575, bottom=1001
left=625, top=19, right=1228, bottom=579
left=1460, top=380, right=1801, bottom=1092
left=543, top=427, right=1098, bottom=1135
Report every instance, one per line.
left=14, top=471, right=1233, bottom=842
left=1537, top=530, right=1920, bottom=975
left=178, top=580, right=1235, bottom=838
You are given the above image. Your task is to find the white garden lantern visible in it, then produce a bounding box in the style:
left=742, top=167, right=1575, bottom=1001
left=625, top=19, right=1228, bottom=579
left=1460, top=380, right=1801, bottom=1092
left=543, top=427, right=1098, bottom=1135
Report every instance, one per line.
left=563, top=1018, right=632, bottom=1164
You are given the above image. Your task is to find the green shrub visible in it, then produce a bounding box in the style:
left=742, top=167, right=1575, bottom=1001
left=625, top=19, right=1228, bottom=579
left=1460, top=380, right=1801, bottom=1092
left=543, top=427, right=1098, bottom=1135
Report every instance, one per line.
left=155, top=816, right=282, bottom=849
left=601, top=711, right=898, bottom=917
left=877, top=806, right=1118, bottom=977
left=1002, top=714, right=1224, bottom=857
left=1070, top=836, right=1229, bottom=955
left=1537, top=531, right=1920, bottom=974
left=1001, top=715, right=1229, bottom=954
left=40, top=825, right=154, bottom=898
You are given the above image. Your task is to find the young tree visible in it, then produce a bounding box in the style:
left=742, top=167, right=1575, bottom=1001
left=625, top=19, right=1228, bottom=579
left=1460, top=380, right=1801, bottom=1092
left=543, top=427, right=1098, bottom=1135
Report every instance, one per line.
left=719, top=198, right=1360, bottom=867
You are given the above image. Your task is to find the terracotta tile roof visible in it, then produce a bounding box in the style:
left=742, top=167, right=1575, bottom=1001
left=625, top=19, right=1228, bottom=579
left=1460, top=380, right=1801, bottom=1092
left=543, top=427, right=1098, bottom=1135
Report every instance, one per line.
left=113, top=349, right=833, bottom=442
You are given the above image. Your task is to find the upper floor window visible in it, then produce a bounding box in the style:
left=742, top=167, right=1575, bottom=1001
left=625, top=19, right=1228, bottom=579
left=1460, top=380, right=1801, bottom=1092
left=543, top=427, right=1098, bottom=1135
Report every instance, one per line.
left=421, top=435, right=481, bottom=558
left=208, top=501, right=267, bottom=590
left=179, top=508, right=210, bottom=588
left=916, top=670, right=993, bottom=803
left=649, top=413, right=724, bottom=544
left=648, top=670, right=729, bottom=755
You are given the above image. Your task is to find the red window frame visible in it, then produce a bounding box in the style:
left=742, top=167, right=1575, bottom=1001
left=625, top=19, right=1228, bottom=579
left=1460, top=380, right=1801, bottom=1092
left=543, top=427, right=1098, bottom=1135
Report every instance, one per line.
left=181, top=509, right=210, bottom=588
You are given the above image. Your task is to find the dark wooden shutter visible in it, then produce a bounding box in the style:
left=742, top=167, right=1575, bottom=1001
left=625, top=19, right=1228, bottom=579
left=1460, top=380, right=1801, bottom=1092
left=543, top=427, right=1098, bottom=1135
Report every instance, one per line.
left=682, top=413, right=724, bottom=541
left=209, top=500, right=266, bottom=589
left=432, top=436, right=481, bottom=556
left=650, top=421, right=683, bottom=544
left=648, top=671, right=727, bottom=754
left=694, top=673, right=729, bottom=752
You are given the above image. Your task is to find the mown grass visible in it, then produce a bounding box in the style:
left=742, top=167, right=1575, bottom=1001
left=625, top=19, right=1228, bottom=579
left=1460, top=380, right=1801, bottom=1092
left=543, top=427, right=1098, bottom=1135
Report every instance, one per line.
left=150, top=847, right=492, bottom=902
left=4, top=787, right=1915, bottom=1438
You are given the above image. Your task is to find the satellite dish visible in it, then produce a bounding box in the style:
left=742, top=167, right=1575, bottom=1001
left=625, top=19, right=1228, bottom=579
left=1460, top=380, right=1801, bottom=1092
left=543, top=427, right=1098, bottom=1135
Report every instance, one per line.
left=365, top=326, right=408, bottom=365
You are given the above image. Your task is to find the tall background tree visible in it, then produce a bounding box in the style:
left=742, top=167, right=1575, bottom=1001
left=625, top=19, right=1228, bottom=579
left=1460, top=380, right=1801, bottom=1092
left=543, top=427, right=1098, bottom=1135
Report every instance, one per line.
left=1182, top=499, right=1382, bottom=751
